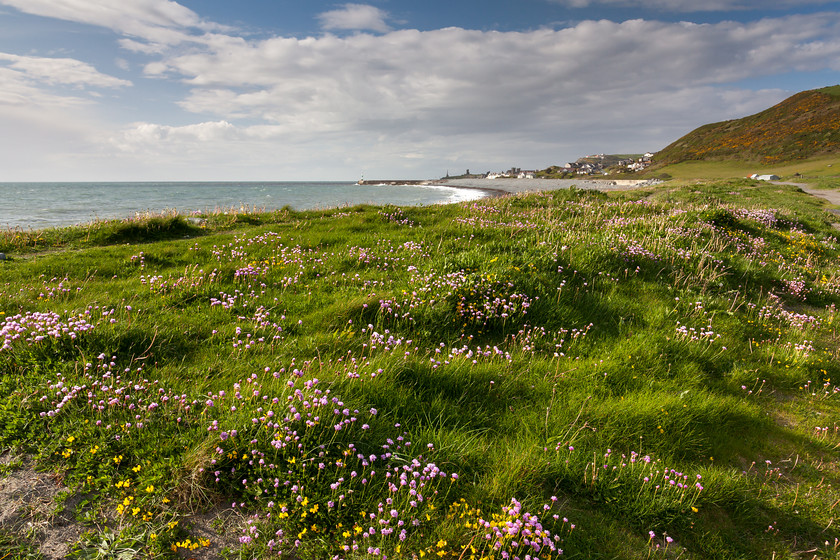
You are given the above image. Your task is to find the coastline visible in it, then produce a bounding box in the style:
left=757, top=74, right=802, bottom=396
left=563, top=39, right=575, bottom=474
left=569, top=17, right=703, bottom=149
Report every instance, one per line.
left=1, top=181, right=476, bottom=231
left=430, top=177, right=659, bottom=198
left=1, top=179, right=659, bottom=230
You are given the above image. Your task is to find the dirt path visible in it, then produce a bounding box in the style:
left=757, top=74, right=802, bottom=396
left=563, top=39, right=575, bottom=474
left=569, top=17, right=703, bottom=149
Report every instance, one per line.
left=775, top=181, right=840, bottom=210
left=798, top=186, right=840, bottom=209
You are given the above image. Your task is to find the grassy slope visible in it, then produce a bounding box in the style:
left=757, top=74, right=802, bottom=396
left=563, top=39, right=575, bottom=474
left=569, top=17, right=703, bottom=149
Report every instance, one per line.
left=643, top=154, right=840, bottom=183
left=1, top=182, right=840, bottom=559
left=652, top=85, right=840, bottom=167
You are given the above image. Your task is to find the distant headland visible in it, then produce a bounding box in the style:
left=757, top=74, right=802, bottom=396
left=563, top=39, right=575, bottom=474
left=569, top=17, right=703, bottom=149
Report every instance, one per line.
left=360, top=84, right=840, bottom=186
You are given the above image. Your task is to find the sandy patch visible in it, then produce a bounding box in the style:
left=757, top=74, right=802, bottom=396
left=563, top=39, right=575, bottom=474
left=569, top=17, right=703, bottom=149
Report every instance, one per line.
left=0, top=454, right=83, bottom=559
left=0, top=453, right=245, bottom=559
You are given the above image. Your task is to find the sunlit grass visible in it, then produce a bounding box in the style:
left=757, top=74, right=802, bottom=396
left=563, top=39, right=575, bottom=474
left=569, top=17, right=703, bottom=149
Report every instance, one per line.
left=2, top=180, right=840, bottom=558
left=647, top=155, right=840, bottom=182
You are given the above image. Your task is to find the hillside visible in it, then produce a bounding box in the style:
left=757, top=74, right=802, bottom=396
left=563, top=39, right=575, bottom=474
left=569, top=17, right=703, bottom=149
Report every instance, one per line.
left=653, top=85, right=840, bottom=166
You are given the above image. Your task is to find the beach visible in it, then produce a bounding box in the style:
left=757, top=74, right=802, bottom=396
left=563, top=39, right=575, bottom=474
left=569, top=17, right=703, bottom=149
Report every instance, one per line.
left=431, top=177, right=660, bottom=197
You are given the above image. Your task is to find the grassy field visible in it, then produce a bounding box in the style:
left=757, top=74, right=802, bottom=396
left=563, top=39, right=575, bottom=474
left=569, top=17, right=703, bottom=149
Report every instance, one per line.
left=2, top=179, right=840, bottom=559
left=644, top=154, right=840, bottom=182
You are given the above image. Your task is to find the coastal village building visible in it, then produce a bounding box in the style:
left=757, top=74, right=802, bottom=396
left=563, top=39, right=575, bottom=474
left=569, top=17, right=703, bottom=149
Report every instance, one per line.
left=477, top=152, right=656, bottom=180
left=485, top=167, right=536, bottom=179
left=565, top=152, right=656, bottom=175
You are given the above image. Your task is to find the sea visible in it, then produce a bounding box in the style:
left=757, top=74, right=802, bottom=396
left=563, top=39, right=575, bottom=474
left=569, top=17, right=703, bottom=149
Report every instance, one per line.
left=0, top=181, right=487, bottom=230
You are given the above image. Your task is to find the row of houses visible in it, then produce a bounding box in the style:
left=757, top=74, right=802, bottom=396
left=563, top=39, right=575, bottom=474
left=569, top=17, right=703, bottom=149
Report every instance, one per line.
left=562, top=153, right=655, bottom=175
left=485, top=167, right=536, bottom=179
left=562, top=161, right=600, bottom=174
left=448, top=152, right=657, bottom=180
left=618, top=153, right=655, bottom=173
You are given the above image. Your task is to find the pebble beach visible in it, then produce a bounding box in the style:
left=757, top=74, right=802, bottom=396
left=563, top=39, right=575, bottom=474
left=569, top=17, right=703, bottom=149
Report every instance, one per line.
left=432, top=177, right=661, bottom=197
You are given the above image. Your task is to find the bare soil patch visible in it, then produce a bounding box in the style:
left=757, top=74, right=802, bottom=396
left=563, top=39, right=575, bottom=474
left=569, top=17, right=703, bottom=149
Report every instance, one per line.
left=0, top=454, right=83, bottom=559
left=0, top=453, right=243, bottom=559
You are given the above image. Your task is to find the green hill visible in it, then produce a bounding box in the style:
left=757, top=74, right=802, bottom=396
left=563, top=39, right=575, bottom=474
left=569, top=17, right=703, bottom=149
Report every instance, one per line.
left=653, top=85, right=840, bottom=166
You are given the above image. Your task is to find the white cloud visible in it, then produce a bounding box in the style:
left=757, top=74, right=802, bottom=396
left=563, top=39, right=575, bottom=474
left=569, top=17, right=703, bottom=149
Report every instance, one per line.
left=0, top=0, right=221, bottom=46
left=318, top=4, right=391, bottom=33
left=147, top=14, right=840, bottom=135
left=548, top=0, right=840, bottom=11
left=97, top=11, right=840, bottom=179
left=0, top=67, right=85, bottom=107
left=0, top=53, right=131, bottom=88
left=2, top=3, right=840, bottom=180
left=114, top=120, right=237, bottom=152
left=0, top=64, right=124, bottom=180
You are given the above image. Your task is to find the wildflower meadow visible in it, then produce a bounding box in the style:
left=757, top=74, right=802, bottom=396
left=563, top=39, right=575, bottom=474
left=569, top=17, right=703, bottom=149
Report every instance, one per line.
left=1, top=179, right=840, bottom=559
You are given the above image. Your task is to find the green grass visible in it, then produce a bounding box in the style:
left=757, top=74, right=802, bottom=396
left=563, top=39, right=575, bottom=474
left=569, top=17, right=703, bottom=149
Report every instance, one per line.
left=643, top=155, right=840, bottom=182
left=818, top=85, right=840, bottom=99
left=0, top=532, right=46, bottom=559
left=1, top=182, right=840, bottom=559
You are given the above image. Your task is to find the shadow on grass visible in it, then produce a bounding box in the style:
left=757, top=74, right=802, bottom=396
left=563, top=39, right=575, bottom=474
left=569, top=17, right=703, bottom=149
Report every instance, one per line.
left=89, top=216, right=203, bottom=246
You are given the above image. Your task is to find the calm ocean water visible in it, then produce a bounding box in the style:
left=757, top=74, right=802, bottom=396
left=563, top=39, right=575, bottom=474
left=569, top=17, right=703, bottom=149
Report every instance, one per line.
left=0, top=181, right=486, bottom=230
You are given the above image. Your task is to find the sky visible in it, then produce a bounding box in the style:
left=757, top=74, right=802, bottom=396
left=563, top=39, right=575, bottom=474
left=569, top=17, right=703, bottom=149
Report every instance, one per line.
left=1, top=1, right=840, bottom=181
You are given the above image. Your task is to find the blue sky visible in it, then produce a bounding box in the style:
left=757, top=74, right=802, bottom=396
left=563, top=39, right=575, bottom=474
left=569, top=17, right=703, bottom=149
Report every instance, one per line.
left=1, top=0, right=839, bottom=181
